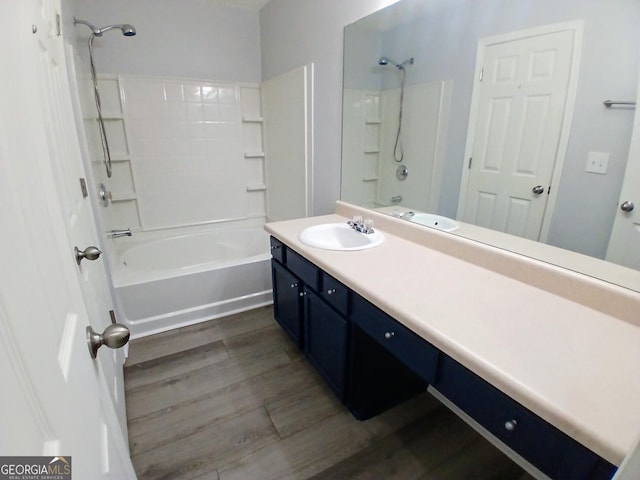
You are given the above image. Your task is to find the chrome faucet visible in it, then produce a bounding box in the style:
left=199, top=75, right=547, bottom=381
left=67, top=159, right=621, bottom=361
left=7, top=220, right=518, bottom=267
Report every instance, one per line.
left=347, top=216, right=375, bottom=234
left=107, top=228, right=132, bottom=239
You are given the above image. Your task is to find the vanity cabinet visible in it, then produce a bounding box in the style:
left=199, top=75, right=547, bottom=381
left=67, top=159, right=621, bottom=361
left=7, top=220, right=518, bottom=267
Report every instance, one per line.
left=270, top=237, right=428, bottom=409
left=433, top=355, right=617, bottom=480
left=270, top=238, right=350, bottom=399
left=269, top=236, right=617, bottom=479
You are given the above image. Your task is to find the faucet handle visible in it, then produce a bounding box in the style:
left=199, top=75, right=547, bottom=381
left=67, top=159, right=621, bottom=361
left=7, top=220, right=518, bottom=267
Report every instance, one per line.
left=364, top=218, right=374, bottom=233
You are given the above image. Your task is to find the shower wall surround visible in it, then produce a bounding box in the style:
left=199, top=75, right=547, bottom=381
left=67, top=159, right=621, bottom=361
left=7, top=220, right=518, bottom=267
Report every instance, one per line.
left=341, top=80, right=451, bottom=212
left=91, top=74, right=265, bottom=231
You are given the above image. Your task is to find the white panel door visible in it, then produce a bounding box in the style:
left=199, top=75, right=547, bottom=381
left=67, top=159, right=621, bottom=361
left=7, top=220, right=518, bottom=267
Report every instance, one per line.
left=30, top=0, right=129, bottom=436
left=0, top=0, right=135, bottom=477
left=605, top=81, right=640, bottom=268
left=460, top=29, right=575, bottom=240
left=263, top=65, right=313, bottom=221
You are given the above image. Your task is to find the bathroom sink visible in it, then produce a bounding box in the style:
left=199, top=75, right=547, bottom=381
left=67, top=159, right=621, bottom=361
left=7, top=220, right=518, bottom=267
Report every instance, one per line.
left=411, top=213, right=459, bottom=232
left=298, top=223, right=384, bottom=251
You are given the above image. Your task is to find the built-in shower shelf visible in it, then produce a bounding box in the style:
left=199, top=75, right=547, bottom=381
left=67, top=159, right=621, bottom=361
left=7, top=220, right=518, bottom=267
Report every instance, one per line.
left=365, top=119, right=381, bottom=124
left=364, top=148, right=380, bottom=154
left=111, top=193, right=137, bottom=202
left=242, top=116, right=264, bottom=123
left=246, top=185, right=267, bottom=192
left=110, top=156, right=130, bottom=163
left=362, top=177, right=379, bottom=182
left=244, top=152, right=265, bottom=158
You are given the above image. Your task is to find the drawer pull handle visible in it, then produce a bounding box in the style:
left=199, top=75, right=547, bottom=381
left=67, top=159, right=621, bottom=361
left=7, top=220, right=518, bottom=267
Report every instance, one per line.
left=327, top=288, right=336, bottom=295
left=290, top=283, right=298, bottom=288
left=299, top=292, right=307, bottom=297
left=384, top=331, right=395, bottom=339
left=504, top=420, right=517, bottom=431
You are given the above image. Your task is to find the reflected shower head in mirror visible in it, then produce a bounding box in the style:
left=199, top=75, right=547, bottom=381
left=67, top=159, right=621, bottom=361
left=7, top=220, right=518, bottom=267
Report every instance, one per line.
left=378, top=56, right=414, bottom=70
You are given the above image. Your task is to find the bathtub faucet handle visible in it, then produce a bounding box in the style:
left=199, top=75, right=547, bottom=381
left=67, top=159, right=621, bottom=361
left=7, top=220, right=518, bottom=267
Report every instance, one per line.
left=108, top=228, right=132, bottom=239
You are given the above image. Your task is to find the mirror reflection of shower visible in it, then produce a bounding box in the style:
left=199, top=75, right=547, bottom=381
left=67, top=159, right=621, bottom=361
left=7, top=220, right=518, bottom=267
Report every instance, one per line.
left=74, top=18, right=137, bottom=178
left=378, top=56, right=414, bottom=163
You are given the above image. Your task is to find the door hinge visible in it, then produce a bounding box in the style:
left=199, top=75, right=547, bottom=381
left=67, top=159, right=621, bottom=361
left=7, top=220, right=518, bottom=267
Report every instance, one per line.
left=468, top=157, right=473, bottom=169
left=479, top=68, right=484, bottom=82
left=79, top=178, right=89, bottom=198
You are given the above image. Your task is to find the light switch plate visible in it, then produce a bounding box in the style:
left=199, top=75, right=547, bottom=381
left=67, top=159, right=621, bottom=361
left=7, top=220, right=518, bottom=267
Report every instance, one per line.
left=586, top=152, right=609, bottom=174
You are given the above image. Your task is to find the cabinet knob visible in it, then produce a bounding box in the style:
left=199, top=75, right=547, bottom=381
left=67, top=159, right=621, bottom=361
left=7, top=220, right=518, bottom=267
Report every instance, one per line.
left=384, top=331, right=395, bottom=339
left=299, top=291, right=307, bottom=297
left=271, top=245, right=280, bottom=250
left=504, top=419, right=518, bottom=432
left=290, top=283, right=298, bottom=288
left=327, top=288, right=336, bottom=295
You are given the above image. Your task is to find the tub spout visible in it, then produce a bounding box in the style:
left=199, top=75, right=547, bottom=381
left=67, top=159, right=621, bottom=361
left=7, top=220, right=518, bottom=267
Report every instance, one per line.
left=108, top=228, right=132, bottom=239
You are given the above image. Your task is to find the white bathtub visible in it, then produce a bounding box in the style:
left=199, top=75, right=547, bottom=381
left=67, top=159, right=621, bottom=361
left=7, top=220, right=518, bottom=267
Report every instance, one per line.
left=112, top=223, right=272, bottom=338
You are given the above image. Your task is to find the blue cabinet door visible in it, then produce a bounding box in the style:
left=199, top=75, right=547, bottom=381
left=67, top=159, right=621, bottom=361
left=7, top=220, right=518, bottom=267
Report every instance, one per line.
left=271, top=259, right=303, bottom=347
left=304, top=289, right=349, bottom=401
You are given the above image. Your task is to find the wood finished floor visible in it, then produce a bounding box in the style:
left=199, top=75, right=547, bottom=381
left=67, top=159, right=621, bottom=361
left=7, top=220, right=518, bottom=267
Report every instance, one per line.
left=124, top=306, right=535, bottom=480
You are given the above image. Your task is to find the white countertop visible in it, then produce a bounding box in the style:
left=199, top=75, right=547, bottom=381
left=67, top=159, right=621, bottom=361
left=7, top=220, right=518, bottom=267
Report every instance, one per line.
left=265, top=203, right=640, bottom=466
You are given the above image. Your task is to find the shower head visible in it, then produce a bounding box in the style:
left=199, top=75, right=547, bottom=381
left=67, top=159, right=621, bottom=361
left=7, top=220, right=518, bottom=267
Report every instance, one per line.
left=73, top=18, right=136, bottom=37
left=96, top=24, right=136, bottom=37
left=378, top=56, right=414, bottom=70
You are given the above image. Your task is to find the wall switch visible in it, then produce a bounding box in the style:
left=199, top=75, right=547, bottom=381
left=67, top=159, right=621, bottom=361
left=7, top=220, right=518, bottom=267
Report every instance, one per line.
left=586, top=152, right=609, bottom=174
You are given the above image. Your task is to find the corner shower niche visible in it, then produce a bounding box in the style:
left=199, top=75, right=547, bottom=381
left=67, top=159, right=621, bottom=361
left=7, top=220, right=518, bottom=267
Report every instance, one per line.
left=87, top=74, right=267, bottom=232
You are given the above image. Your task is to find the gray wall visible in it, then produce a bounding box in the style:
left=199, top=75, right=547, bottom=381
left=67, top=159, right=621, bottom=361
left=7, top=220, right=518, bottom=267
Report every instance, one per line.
left=260, top=0, right=401, bottom=215
left=66, top=0, right=262, bottom=82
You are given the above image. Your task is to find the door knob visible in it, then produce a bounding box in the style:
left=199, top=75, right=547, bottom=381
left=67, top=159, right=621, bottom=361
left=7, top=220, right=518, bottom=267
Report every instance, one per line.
left=621, top=201, right=634, bottom=212
left=87, top=323, right=130, bottom=359
left=75, top=246, right=102, bottom=265
left=532, top=185, right=545, bottom=195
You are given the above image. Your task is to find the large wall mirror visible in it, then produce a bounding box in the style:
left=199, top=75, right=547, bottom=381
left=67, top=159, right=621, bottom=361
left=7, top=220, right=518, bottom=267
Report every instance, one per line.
left=341, top=0, right=640, bottom=291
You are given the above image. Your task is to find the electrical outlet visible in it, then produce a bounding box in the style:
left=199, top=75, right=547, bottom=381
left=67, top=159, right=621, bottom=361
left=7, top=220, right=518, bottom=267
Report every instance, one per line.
left=586, top=152, right=609, bottom=174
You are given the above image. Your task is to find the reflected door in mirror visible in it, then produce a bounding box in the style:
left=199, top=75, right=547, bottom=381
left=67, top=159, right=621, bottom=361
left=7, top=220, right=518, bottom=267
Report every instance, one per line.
left=459, top=28, right=576, bottom=241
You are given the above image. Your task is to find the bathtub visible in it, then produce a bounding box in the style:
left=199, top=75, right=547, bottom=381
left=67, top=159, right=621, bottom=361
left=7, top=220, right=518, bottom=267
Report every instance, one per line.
left=111, top=222, right=273, bottom=338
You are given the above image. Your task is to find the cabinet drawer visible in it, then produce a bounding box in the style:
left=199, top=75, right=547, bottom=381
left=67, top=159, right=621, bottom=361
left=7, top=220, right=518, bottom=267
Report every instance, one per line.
left=351, top=295, right=438, bottom=384
left=320, top=272, right=350, bottom=315
left=270, top=236, right=285, bottom=264
left=285, top=248, right=320, bottom=291
left=435, top=355, right=614, bottom=480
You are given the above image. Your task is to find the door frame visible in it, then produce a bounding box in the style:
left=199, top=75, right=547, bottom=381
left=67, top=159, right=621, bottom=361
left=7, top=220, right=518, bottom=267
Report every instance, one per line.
left=457, top=21, right=583, bottom=242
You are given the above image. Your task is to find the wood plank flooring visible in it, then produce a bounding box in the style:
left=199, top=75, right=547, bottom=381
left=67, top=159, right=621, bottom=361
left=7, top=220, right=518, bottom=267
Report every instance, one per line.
left=125, top=306, right=535, bottom=480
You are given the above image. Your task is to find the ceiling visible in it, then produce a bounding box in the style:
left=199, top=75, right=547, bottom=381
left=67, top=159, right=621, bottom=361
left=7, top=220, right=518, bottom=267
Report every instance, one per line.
left=209, top=0, right=273, bottom=10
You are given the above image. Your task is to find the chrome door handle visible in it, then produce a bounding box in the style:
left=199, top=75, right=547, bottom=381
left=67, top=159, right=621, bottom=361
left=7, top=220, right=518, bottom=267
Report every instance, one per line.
left=532, top=185, right=545, bottom=195
left=75, top=246, right=102, bottom=265
left=87, top=323, right=130, bottom=359
left=621, top=201, right=634, bottom=212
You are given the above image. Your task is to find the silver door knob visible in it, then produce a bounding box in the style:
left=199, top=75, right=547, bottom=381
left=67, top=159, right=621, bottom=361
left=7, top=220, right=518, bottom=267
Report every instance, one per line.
left=621, top=201, right=634, bottom=212
left=532, top=185, right=545, bottom=195
left=75, top=246, right=102, bottom=265
left=87, top=323, right=130, bottom=359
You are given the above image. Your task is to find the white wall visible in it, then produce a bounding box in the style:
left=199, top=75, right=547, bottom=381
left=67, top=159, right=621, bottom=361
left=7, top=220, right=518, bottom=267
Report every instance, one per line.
left=69, top=0, right=261, bottom=82
left=260, top=0, right=401, bottom=215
